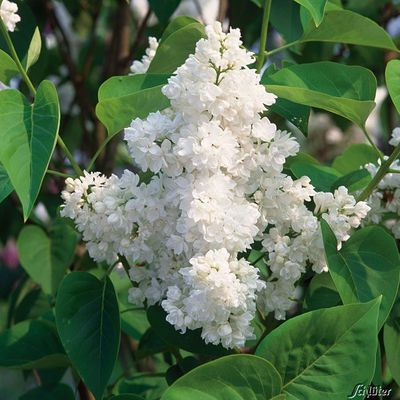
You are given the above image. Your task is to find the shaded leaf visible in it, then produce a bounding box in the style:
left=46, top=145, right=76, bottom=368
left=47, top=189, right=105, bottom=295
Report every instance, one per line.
left=269, top=97, right=310, bottom=134
left=303, top=272, right=341, bottom=311
left=56, top=272, right=120, bottom=400
left=17, top=219, right=78, bottom=295
left=19, top=383, right=74, bottom=400
left=330, top=168, right=371, bottom=193
left=0, top=320, right=68, bottom=369
left=147, top=305, right=230, bottom=356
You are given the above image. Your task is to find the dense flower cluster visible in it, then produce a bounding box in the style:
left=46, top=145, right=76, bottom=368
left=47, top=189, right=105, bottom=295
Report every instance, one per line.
left=363, top=129, right=400, bottom=239
left=62, top=23, right=370, bottom=348
left=0, top=0, right=20, bottom=32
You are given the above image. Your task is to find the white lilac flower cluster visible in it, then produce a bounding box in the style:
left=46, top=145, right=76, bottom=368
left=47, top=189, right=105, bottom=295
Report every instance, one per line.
left=130, top=37, right=159, bottom=75
left=363, top=129, right=400, bottom=238
left=0, top=0, right=20, bottom=32
left=61, top=22, right=370, bottom=348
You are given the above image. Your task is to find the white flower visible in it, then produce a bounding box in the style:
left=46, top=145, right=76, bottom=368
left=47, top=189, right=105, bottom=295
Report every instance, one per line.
left=62, top=22, right=373, bottom=347
left=0, top=0, right=20, bottom=32
left=130, top=37, right=159, bottom=74
left=389, top=127, right=400, bottom=147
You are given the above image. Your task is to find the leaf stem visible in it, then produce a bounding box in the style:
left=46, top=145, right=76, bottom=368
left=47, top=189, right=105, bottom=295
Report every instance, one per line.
left=0, top=18, right=37, bottom=96
left=357, top=143, right=400, bottom=201
left=264, top=40, right=300, bottom=57
left=256, top=0, right=272, bottom=73
left=46, top=169, right=73, bottom=178
left=57, top=136, right=84, bottom=176
left=361, top=126, right=382, bottom=161
left=87, top=134, right=114, bottom=171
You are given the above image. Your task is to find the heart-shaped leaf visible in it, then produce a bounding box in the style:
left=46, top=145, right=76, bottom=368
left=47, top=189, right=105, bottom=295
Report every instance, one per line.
left=55, top=272, right=120, bottom=400
left=263, top=61, right=376, bottom=127
left=17, top=218, right=78, bottom=295
left=161, top=355, right=282, bottom=400
left=0, top=80, right=60, bottom=219
left=256, top=299, right=380, bottom=400
left=321, top=220, right=400, bottom=329
left=0, top=319, right=68, bottom=369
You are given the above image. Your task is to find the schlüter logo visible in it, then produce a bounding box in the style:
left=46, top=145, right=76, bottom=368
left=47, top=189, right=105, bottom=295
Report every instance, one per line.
left=348, top=384, right=392, bottom=399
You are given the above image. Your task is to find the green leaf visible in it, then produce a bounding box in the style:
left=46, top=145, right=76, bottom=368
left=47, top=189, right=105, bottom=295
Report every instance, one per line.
left=303, top=272, right=341, bottom=311
left=19, top=384, right=75, bottom=400
left=148, top=0, right=181, bottom=23
left=269, top=97, right=310, bottom=134
left=55, top=272, right=120, bottom=400
left=0, top=49, right=18, bottom=84
left=159, top=16, right=200, bottom=43
left=291, top=161, right=341, bottom=191
left=17, top=219, right=78, bottom=295
left=383, top=298, right=400, bottom=386
left=294, top=0, right=328, bottom=26
left=148, top=19, right=206, bottom=74
left=111, top=396, right=145, bottom=400
left=0, top=320, right=68, bottom=369
left=0, top=162, right=13, bottom=204
left=137, top=328, right=169, bottom=359
left=332, top=143, right=379, bottom=174
left=0, top=80, right=60, bottom=219
left=110, top=271, right=150, bottom=341
left=270, top=0, right=304, bottom=43
left=147, top=305, right=230, bottom=356
left=385, top=59, right=400, bottom=115
left=161, top=355, right=282, bottom=400
left=330, top=168, right=371, bottom=193
left=301, top=10, right=398, bottom=51
left=256, top=299, right=381, bottom=400
left=0, top=3, right=42, bottom=70
left=116, top=374, right=167, bottom=399
left=96, top=74, right=170, bottom=137
left=14, top=288, right=52, bottom=323
left=263, top=61, right=376, bottom=127
left=321, top=221, right=400, bottom=329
